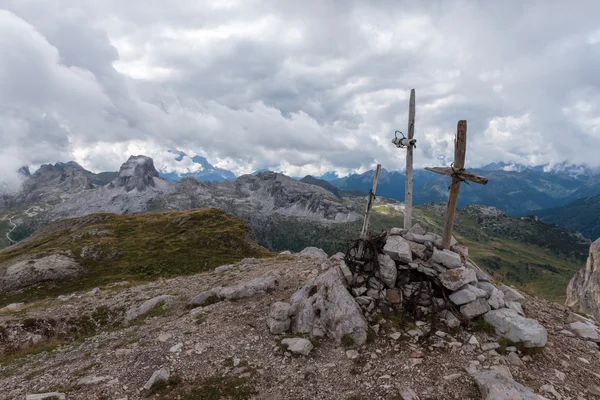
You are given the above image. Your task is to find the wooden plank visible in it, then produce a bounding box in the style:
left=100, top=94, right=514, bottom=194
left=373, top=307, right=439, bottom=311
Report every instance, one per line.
left=424, top=167, right=488, bottom=185
left=404, top=88, right=416, bottom=230
left=442, top=120, right=467, bottom=249
left=360, top=164, right=382, bottom=240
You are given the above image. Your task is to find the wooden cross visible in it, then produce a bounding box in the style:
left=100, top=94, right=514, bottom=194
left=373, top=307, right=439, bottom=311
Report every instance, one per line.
left=425, top=120, right=489, bottom=249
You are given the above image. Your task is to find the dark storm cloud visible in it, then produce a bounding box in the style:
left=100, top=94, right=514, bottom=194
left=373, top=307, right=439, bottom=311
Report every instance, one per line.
left=0, top=0, right=599, bottom=182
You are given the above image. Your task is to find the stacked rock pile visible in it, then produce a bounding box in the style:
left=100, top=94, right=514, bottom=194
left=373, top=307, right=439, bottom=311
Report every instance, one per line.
left=339, top=224, right=547, bottom=347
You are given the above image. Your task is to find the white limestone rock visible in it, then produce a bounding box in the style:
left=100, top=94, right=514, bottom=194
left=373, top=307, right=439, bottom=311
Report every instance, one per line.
left=289, top=267, right=368, bottom=345
left=488, top=288, right=506, bottom=310
left=281, top=337, right=314, bottom=356
left=500, top=285, right=526, bottom=304
left=299, top=247, right=328, bottom=259
left=430, top=247, right=463, bottom=269
left=268, top=302, right=292, bottom=334
left=383, top=236, right=413, bottom=264
left=568, top=321, right=600, bottom=341
left=439, top=267, right=477, bottom=291
left=484, top=309, right=548, bottom=348
left=143, top=367, right=170, bottom=390
left=450, top=284, right=488, bottom=305
left=469, top=369, right=549, bottom=400
left=125, top=295, right=173, bottom=322
left=461, top=298, right=491, bottom=319
left=378, top=254, right=397, bottom=288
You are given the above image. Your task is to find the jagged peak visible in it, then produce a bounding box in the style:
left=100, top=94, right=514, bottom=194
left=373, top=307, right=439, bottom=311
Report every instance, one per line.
left=17, top=166, right=31, bottom=177
left=108, top=155, right=161, bottom=192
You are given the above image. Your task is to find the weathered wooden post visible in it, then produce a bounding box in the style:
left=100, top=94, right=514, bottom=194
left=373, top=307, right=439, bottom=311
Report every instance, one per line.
left=404, top=89, right=416, bottom=230
left=425, top=120, right=489, bottom=248
left=357, top=164, right=382, bottom=256
left=360, top=164, right=382, bottom=240
left=392, top=89, right=417, bottom=230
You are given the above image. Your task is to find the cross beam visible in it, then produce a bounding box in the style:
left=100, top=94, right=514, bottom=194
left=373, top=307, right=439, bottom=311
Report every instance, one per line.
left=426, top=120, right=488, bottom=249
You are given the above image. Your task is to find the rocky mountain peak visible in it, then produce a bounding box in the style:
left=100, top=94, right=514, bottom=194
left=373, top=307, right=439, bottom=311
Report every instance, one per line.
left=566, top=238, right=600, bottom=319
left=108, top=155, right=161, bottom=192
left=17, top=166, right=31, bottom=177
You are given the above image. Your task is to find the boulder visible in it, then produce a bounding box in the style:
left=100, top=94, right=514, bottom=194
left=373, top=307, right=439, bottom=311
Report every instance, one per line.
left=566, top=239, right=600, bottom=320
left=217, top=274, right=280, bottom=300
left=143, top=367, right=170, bottom=390
left=0, top=253, right=82, bottom=293
left=469, top=370, right=549, bottom=400
left=383, top=236, right=413, bottom=264
left=390, top=227, right=406, bottom=235
left=484, top=309, right=547, bottom=348
left=281, top=337, right=313, bottom=356
left=488, top=288, right=506, bottom=310
left=568, top=321, right=600, bottom=341
left=378, top=254, right=397, bottom=288
left=126, top=295, right=173, bottom=322
left=189, top=288, right=221, bottom=307
left=215, top=264, right=236, bottom=273
left=190, top=273, right=280, bottom=306
left=506, top=301, right=525, bottom=316
left=430, top=248, right=462, bottom=269
left=409, top=242, right=428, bottom=260
left=267, top=302, right=291, bottom=334
left=500, top=285, right=525, bottom=304
left=404, top=232, right=439, bottom=244
left=289, top=266, right=368, bottom=345
left=439, top=267, right=477, bottom=291
left=477, top=282, right=496, bottom=295
left=408, top=223, right=426, bottom=235
left=449, top=285, right=487, bottom=306
left=442, top=310, right=461, bottom=328
left=460, top=298, right=490, bottom=319
left=298, top=247, right=328, bottom=259
left=339, top=260, right=353, bottom=285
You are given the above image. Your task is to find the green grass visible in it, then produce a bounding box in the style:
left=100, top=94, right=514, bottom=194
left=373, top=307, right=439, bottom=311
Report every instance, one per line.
left=0, top=208, right=271, bottom=306
left=182, top=375, right=256, bottom=400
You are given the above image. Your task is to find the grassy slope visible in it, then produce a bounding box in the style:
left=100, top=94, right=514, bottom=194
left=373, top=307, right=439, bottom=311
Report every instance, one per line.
left=0, top=208, right=270, bottom=306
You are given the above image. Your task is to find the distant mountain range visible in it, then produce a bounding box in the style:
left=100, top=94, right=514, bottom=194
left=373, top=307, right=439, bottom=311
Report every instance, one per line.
left=327, top=164, right=600, bottom=217
left=535, top=195, right=600, bottom=241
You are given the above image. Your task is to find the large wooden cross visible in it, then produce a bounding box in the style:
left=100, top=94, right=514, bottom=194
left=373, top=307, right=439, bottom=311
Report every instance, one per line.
left=425, top=120, right=489, bottom=249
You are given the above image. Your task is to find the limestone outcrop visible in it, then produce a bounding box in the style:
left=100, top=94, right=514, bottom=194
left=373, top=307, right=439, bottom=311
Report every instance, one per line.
left=566, top=238, right=600, bottom=320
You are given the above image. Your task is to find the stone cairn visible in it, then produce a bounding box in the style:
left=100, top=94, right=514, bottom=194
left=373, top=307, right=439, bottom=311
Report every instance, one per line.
left=269, top=223, right=547, bottom=349
left=340, top=223, right=547, bottom=347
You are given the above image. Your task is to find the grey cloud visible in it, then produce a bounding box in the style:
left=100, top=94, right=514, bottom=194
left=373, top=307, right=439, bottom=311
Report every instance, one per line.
left=0, top=0, right=600, bottom=186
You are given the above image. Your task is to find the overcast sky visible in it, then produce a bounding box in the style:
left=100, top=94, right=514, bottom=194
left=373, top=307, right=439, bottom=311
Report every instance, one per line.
left=1, top=0, right=600, bottom=183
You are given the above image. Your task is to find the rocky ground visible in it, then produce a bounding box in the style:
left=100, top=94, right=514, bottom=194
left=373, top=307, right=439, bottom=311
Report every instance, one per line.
left=2, top=253, right=600, bottom=400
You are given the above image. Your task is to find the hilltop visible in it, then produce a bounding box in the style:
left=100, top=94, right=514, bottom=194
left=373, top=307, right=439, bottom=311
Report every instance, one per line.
left=0, top=208, right=269, bottom=307
left=1, top=243, right=600, bottom=399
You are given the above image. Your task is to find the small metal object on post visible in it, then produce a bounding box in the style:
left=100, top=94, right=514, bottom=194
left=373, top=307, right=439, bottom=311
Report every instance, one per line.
left=425, top=120, right=489, bottom=249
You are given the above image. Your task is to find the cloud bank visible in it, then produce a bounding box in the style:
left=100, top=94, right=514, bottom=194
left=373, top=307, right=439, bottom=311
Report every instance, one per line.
left=1, top=0, right=599, bottom=180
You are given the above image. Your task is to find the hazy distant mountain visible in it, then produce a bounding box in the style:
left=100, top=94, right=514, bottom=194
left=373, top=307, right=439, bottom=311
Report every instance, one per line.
left=535, top=195, right=600, bottom=241
left=159, top=150, right=236, bottom=182
left=327, top=163, right=600, bottom=215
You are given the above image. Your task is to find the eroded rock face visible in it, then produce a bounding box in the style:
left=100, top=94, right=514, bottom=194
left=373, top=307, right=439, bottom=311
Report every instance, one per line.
left=0, top=253, right=82, bottom=292
left=288, top=266, right=368, bottom=345
left=566, top=239, right=600, bottom=320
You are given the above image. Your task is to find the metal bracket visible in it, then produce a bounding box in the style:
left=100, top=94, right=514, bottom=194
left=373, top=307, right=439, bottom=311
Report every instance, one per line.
left=392, top=130, right=417, bottom=149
